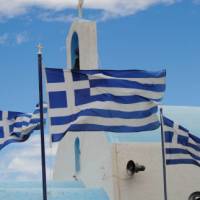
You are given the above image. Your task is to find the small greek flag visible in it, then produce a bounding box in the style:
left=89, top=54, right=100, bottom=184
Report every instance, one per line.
left=163, top=116, right=200, bottom=167
left=0, top=104, right=47, bottom=150
left=45, top=68, right=166, bottom=142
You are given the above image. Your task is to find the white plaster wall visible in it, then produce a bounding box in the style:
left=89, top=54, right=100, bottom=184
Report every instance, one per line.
left=54, top=137, right=200, bottom=200
left=53, top=132, right=77, bottom=181
left=53, top=133, right=116, bottom=200
left=76, top=133, right=116, bottom=200
left=115, top=143, right=200, bottom=200
left=114, top=143, right=164, bottom=200
left=167, top=164, right=200, bottom=199
left=54, top=140, right=165, bottom=200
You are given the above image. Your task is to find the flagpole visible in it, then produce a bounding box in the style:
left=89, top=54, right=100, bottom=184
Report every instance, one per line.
left=160, top=108, right=168, bottom=200
left=37, top=44, right=48, bottom=200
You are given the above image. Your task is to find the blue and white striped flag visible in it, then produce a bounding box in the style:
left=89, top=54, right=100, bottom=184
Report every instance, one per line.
left=45, top=68, right=166, bottom=142
left=163, top=116, right=200, bottom=167
left=0, top=104, right=47, bottom=150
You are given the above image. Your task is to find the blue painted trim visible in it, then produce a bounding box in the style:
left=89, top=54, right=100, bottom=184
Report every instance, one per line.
left=74, top=137, right=81, bottom=172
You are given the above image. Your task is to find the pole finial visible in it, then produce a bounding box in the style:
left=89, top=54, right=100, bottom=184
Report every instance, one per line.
left=37, top=43, right=43, bottom=55
left=78, top=0, right=84, bottom=18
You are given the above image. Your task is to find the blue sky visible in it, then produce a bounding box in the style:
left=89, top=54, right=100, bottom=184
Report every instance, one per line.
left=0, top=0, right=199, bottom=112
left=0, top=0, right=200, bottom=180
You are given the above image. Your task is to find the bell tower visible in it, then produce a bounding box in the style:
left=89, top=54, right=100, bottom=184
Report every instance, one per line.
left=66, top=19, right=99, bottom=70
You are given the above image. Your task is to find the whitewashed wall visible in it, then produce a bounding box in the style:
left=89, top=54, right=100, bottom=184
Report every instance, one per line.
left=54, top=136, right=200, bottom=200
left=53, top=132, right=117, bottom=200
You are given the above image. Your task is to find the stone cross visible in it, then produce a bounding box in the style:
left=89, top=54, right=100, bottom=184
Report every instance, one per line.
left=78, top=0, right=84, bottom=18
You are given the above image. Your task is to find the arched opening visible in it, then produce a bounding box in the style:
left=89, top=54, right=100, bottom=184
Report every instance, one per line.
left=71, top=32, right=80, bottom=71
left=74, top=137, right=81, bottom=173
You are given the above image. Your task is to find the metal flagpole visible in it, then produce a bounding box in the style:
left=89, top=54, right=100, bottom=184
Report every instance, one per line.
left=160, top=108, right=168, bottom=200
left=37, top=44, right=48, bottom=200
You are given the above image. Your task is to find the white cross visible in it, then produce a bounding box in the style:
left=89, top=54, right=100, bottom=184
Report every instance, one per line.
left=78, top=0, right=84, bottom=18
left=171, top=124, right=179, bottom=145
left=0, top=112, right=11, bottom=142
left=46, top=71, right=90, bottom=115
left=37, top=43, right=43, bottom=55
left=64, top=72, right=90, bottom=113
left=171, top=124, right=188, bottom=146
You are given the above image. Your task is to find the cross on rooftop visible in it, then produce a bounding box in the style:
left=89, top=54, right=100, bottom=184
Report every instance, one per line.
left=78, top=0, right=84, bottom=18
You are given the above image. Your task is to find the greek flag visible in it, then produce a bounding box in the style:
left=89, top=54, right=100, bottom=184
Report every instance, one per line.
left=163, top=116, right=200, bottom=167
left=0, top=104, right=47, bottom=150
left=45, top=68, right=166, bottom=142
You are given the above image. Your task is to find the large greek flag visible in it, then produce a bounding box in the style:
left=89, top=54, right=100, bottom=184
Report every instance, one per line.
left=45, top=68, right=166, bottom=142
left=163, top=116, right=200, bottom=167
left=0, top=104, right=47, bottom=150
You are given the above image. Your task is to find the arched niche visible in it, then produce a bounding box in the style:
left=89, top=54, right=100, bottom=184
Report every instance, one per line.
left=71, top=32, right=80, bottom=71
left=74, top=137, right=81, bottom=173
left=66, top=20, right=98, bottom=70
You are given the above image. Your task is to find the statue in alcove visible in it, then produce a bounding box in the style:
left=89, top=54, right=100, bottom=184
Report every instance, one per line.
left=73, top=47, right=80, bottom=71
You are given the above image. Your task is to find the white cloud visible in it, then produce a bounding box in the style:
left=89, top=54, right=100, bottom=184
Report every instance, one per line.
left=16, top=32, right=28, bottom=44
left=0, top=134, right=57, bottom=180
left=0, top=0, right=179, bottom=20
left=7, top=156, right=52, bottom=179
left=39, top=12, right=74, bottom=22
left=0, top=32, right=29, bottom=46
left=8, top=157, right=41, bottom=175
left=0, top=33, right=8, bottom=44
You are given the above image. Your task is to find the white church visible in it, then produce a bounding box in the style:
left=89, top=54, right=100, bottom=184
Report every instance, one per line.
left=51, top=6, right=200, bottom=200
